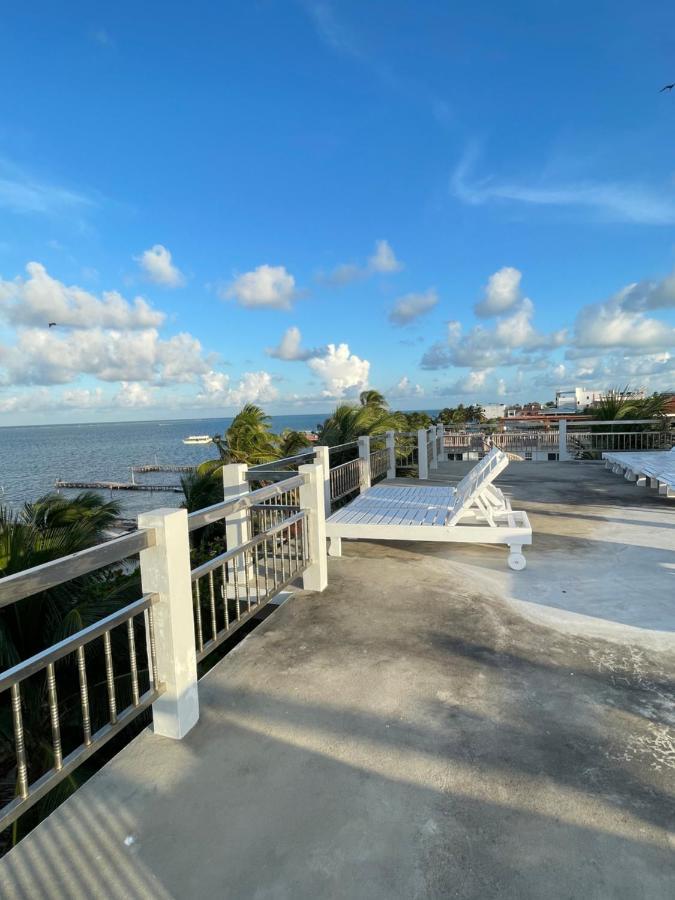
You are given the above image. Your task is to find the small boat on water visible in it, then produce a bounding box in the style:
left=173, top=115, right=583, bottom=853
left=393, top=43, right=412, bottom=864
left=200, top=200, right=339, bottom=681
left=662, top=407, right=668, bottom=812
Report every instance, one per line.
left=183, top=435, right=213, bottom=445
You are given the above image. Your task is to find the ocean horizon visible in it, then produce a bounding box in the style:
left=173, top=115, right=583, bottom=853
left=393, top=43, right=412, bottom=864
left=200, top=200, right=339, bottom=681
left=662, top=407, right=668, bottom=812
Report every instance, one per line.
left=0, top=411, right=437, bottom=516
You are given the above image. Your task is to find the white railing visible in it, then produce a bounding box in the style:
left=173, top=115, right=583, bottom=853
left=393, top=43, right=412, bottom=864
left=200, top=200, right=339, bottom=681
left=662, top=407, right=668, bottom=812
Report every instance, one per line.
left=369, top=447, right=389, bottom=481
left=329, top=457, right=365, bottom=502
left=441, top=421, right=673, bottom=459
left=0, top=463, right=328, bottom=832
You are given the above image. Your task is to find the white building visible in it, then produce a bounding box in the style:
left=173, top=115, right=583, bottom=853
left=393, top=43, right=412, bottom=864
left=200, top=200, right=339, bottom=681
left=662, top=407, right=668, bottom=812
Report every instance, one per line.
left=555, top=387, right=645, bottom=411
left=481, top=403, right=506, bottom=419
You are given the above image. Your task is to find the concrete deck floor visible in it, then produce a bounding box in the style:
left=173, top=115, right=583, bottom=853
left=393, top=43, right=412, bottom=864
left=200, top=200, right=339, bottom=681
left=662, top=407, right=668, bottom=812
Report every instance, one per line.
left=1, top=461, right=673, bottom=899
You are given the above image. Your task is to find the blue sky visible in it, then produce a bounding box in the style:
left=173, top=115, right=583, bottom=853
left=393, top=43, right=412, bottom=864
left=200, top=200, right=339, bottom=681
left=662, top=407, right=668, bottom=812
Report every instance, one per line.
left=1, top=0, right=675, bottom=425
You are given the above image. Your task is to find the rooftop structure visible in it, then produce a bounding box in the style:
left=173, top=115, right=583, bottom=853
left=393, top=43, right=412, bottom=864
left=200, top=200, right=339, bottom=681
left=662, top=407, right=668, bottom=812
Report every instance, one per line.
left=0, top=431, right=673, bottom=898
left=555, top=387, right=646, bottom=411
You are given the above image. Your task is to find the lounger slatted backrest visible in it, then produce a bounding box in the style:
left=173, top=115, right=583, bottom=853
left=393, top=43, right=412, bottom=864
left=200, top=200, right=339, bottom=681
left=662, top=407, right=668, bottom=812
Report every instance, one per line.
left=446, top=447, right=510, bottom=526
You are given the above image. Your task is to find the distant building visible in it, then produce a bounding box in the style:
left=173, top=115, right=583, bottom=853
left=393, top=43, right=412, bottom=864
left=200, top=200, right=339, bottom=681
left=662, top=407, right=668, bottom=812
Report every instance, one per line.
left=481, top=403, right=506, bottom=419
left=555, top=387, right=644, bottom=411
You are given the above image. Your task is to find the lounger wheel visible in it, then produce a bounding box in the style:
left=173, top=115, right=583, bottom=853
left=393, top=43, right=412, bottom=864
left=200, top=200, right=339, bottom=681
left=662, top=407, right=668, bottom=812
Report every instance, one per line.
left=507, top=552, right=526, bottom=571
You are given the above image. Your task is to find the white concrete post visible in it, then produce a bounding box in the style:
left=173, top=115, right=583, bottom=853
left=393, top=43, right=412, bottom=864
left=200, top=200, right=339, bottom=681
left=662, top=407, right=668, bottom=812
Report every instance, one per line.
left=222, top=463, right=250, bottom=546
left=436, top=424, right=445, bottom=461
left=298, top=462, right=328, bottom=591
left=430, top=426, right=438, bottom=470
left=385, top=430, right=396, bottom=479
left=138, top=508, right=199, bottom=740
left=558, top=419, right=571, bottom=461
left=314, top=445, right=331, bottom=516
left=418, top=429, right=429, bottom=480
left=358, top=435, right=371, bottom=491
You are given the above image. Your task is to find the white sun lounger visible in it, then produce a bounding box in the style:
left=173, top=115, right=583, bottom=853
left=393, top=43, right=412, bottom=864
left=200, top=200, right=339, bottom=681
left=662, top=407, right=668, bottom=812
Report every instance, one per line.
left=325, top=447, right=532, bottom=570
left=602, top=448, right=675, bottom=497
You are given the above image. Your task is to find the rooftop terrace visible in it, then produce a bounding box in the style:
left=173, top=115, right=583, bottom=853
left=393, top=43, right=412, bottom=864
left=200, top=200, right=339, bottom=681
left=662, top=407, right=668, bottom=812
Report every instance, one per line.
left=1, top=460, right=673, bottom=899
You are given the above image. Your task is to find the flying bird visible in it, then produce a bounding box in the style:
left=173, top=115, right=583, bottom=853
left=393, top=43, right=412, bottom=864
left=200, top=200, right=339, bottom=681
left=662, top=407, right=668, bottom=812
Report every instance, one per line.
left=48, top=322, right=58, bottom=327
left=660, top=83, right=675, bottom=92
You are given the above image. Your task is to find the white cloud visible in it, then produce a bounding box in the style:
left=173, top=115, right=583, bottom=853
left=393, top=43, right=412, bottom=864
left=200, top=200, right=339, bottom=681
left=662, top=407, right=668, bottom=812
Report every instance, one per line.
left=320, top=239, right=403, bottom=286
left=451, top=146, right=675, bottom=225
left=135, top=244, right=185, bottom=288
left=573, top=300, right=675, bottom=350
left=389, top=289, right=438, bottom=326
left=307, top=342, right=369, bottom=397
left=611, top=270, right=675, bottom=312
left=198, top=370, right=279, bottom=407
left=475, top=267, right=522, bottom=318
left=421, top=302, right=565, bottom=370
left=320, top=262, right=364, bottom=287
left=225, top=265, right=296, bottom=310
left=0, top=327, right=211, bottom=386
left=368, top=239, right=402, bottom=274
left=266, top=326, right=322, bottom=361
left=62, top=387, right=105, bottom=408
left=114, top=382, right=156, bottom=408
left=389, top=376, right=424, bottom=399
left=0, top=262, right=164, bottom=329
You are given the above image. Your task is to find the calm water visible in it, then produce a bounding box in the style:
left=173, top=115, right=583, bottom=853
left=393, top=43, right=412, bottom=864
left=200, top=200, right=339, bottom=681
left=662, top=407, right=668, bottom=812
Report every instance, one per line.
left=0, top=415, right=327, bottom=517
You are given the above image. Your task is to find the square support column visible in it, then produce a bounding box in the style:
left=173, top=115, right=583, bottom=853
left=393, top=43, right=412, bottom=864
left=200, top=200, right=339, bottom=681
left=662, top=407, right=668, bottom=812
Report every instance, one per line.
left=138, top=508, right=199, bottom=740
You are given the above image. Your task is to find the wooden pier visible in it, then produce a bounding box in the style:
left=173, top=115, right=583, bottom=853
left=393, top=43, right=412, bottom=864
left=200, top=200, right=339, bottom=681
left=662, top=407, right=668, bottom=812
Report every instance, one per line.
left=55, top=480, right=183, bottom=493
left=130, top=464, right=196, bottom=474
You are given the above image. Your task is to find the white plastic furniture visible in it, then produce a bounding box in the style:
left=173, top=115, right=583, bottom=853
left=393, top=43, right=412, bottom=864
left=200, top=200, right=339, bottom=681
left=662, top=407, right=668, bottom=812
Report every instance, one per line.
left=326, top=447, right=532, bottom=570
left=602, top=448, right=675, bottom=497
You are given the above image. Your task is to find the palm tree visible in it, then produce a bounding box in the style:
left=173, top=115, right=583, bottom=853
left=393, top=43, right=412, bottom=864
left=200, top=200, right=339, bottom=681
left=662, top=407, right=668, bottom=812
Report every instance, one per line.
left=212, top=404, right=278, bottom=465
left=591, top=387, right=669, bottom=421
left=359, top=389, right=387, bottom=410
left=277, top=429, right=312, bottom=458
left=317, top=402, right=406, bottom=446
left=404, top=411, right=432, bottom=430
left=180, top=460, right=224, bottom=513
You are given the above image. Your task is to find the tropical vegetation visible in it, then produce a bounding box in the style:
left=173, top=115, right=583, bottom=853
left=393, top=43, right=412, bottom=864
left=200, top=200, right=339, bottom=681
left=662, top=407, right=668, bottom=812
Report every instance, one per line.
left=0, top=492, right=144, bottom=846
left=588, top=388, right=670, bottom=421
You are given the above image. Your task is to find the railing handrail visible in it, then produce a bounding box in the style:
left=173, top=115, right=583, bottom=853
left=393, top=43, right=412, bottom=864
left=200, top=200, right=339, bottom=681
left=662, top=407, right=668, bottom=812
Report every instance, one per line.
left=330, top=457, right=364, bottom=474
left=191, top=510, right=306, bottom=581
left=328, top=441, right=358, bottom=452
left=0, top=529, right=156, bottom=607
left=248, top=449, right=315, bottom=470
left=187, top=474, right=306, bottom=532
left=0, top=594, right=157, bottom=692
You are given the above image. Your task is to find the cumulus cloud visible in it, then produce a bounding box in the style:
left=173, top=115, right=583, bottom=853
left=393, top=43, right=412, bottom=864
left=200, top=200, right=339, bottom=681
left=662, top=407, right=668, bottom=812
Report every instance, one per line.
left=135, top=244, right=185, bottom=288
left=114, top=382, right=156, bottom=408
left=0, top=262, right=164, bottom=329
left=421, top=302, right=565, bottom=370
left=266, top=326, right=323, bottom=361
left=389, top=376, right=424, bottom=399
left=62, top=387, right=105, bottom=408
left=197, top=370, right=279, bottom=407
left=573, top=300, right=675, bottom=350
left=388, top=289, right=438, bottom=326
left=320, top=263, right=364, bottom=287
left=608, top=270, right=675, bottom=313
left=225, top=265, right=296, bottom=309
left=0, top=327, right=211, bottom=386
left=474, top=267, right=522, bottom=318
left=320, top=240, right=403, bottom=286
left=307, top=343, right=370, bottom=397
left=368, top=239, right=402, bottom=273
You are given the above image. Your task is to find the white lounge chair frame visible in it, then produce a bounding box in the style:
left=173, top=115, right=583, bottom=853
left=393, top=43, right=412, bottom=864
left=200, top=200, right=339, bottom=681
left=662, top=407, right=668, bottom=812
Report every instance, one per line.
left=326, top=447, right=532, bottom=570
left=602, top=448, right=675, bottom=497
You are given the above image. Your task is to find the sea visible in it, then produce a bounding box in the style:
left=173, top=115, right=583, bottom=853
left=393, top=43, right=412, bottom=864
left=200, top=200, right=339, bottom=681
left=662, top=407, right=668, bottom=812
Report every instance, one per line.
left=0, top=415, right=327, bottom=517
